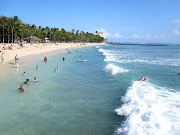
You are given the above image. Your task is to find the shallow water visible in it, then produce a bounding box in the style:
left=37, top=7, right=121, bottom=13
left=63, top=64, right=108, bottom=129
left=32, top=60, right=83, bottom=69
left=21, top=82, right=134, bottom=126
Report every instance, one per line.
left=0, top=44, right=180, bottom=135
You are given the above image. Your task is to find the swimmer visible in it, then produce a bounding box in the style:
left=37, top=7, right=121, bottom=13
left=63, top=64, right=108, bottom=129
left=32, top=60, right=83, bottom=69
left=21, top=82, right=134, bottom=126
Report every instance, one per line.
left=18, top=85, right=25, bottom=92
left=68, top=50, right=71, bottom=54
left=55, top=69, right=59, bottom=72
left=24, top=79, right=29, bottom=84
left=33, top=77, right=40, bottom=82
left=23, top=72, right=26, bottom=75
left=57, top=64, right=60, bottom=69
left=36, top=65, right=39, bottom=70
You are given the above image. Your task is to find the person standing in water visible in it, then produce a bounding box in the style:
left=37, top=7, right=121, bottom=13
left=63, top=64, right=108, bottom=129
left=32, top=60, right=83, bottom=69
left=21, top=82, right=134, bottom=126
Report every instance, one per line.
left=36, top=65, right=39, bottom=70
left=33, top=77, right=40, bottom=82
left=18, top=85, right=25, bottom=92
left=15, top=54, right=19, bottom=68
left=62, top=56, right=65, bottom=61
left=44, top=56, right=47, bottom=62
left=57, top=64, right=60, bottom=69
left=55, top=69, right=59, bottom=72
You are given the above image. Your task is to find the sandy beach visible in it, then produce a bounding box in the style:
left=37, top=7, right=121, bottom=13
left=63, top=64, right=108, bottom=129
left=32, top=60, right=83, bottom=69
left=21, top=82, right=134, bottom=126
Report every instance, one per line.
left=0, top=42, right=106, bottom=76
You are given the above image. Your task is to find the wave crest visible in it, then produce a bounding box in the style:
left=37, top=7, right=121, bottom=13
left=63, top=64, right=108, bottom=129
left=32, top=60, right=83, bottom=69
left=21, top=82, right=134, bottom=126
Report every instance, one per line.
left=105, top=64, right=129, bottom=75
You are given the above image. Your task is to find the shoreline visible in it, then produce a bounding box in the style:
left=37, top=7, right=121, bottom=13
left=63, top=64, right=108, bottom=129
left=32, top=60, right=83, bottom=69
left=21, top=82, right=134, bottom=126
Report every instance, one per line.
left=0, top=42, right=107, bottom=76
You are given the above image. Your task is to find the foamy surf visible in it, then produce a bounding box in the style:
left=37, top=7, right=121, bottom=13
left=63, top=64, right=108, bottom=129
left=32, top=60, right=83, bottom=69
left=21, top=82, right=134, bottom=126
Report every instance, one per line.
left=98, top=48, right=180, bottom=67
left=95, top=46, right=100, bottom=48
left=105, top=64, right=129, bottom=75
left=115, top=81, right=180, bottom=135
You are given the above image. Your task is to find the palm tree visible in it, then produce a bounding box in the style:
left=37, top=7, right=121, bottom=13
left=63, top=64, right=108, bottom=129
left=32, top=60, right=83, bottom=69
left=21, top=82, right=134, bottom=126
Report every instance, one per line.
left=7, top=18, right=12, bottom=43
left=0, top=16, right=7, bottom=43
left=13, top=16, right=19, bottom=43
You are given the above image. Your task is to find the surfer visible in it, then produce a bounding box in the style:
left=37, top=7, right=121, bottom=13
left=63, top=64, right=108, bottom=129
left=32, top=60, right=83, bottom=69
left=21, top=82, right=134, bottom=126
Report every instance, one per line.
left=140, top=76, right=145, bottom=81
left=139, top=76, right=148, bottom=81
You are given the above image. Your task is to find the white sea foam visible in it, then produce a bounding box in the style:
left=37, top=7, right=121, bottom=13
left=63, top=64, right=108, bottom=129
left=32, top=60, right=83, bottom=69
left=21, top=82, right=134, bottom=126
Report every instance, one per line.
left=115, top=81, right=180, bottom=135
left=105, top=64, right=129, bottom=75
left=95, top=46, right=100, bottom=48
left=98, top=48, right=180, bottom=66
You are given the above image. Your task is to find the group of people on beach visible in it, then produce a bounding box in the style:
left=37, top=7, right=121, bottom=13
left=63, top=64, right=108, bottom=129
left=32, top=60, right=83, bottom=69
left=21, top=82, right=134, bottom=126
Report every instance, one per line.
left=1, top=44, right=13, bottom=50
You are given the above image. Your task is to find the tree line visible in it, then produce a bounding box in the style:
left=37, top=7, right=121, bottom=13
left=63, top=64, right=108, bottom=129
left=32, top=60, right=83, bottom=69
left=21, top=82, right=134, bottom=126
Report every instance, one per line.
left=0, top=16, right=105, bottom=43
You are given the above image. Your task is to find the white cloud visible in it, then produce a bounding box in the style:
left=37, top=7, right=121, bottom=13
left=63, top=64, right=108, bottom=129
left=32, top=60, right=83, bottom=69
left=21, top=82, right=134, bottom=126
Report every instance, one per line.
left=132, top=34, right=165, bottom=39
left=132, top=34, right=142, bottom=38
left=174, top=29, right=180, bottom=35
left=174, top=19, right=180, bottom=23
left=96, top=28, right=113, bottom=37
left=132, top=34, right=151, bottom=39
left=160, top=34, right=165, bottom=38
left=154, top=35, right=159, bottom=38
left=145, top=34, right=151, bottom=38
left=95, top=28, right=124, bottom=38
left=114, top=32, right=123, bottom=38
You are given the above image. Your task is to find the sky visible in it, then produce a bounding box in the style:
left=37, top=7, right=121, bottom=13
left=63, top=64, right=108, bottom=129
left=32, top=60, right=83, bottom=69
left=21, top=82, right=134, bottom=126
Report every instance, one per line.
left=1, top=0, right=180, bottom=44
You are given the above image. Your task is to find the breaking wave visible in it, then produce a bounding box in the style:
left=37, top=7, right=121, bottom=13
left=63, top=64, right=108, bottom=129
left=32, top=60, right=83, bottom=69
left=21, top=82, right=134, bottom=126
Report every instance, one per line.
left=114, top=81, right=180, bottom=135
left=105, top=64, right=129, bottom=75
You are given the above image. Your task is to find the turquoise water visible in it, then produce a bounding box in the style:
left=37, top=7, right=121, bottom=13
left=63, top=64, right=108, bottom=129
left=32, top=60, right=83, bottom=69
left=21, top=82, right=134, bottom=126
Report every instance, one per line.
left=0, top=44, right=180, bottom=135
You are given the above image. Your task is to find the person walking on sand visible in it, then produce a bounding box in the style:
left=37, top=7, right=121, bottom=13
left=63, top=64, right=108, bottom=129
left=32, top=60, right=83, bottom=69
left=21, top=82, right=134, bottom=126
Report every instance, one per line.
left=1, top=52, right=5, bottom=64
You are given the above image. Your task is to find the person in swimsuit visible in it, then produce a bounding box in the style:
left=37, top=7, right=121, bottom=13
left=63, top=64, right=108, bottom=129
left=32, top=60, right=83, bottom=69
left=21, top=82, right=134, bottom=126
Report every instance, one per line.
left=36, top=65, right=39, bottom=70
left=24, top=79, right=29, bottom=84
left=18, top=85, right=25, bottom=92
left=44, top=56, right=47, bottom=62
left=63, top=56, right=65, bottom=61
left=15, top=54, right=19, bottom=67
left=33, top=77, right=40, bottom=82
left=140, top=76, right=145, bottom=81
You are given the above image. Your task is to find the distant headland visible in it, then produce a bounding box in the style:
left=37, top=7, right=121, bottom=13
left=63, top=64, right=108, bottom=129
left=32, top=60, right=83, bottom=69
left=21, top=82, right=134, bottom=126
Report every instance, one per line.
left=109, top=42, right=168, bottom=46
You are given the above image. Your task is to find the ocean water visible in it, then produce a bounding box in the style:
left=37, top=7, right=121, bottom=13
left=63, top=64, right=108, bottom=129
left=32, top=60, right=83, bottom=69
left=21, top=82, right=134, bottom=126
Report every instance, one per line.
left=0, top=44, right=180, bottom=135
